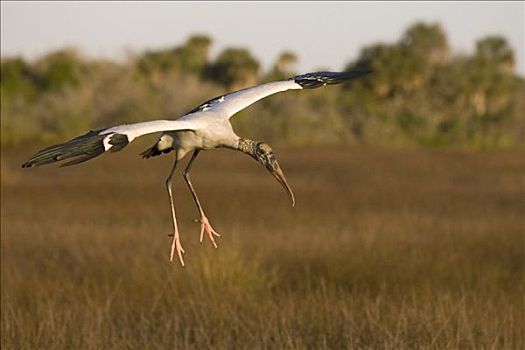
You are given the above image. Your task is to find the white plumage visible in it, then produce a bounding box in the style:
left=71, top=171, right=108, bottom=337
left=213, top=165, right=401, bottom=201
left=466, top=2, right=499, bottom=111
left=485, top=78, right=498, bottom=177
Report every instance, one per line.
left=22, top=70, right=372, bottom=266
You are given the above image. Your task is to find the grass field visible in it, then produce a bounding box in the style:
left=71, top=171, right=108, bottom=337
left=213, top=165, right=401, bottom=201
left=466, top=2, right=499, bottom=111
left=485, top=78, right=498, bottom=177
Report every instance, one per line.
left=1, top=143, right=524, bottom=349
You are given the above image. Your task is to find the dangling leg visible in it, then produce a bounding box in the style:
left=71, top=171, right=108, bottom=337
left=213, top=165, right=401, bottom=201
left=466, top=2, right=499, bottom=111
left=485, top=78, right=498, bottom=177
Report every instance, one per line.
left=183, top=150, right=221, bottom=248
left=166, top=156, right=185, bottom=266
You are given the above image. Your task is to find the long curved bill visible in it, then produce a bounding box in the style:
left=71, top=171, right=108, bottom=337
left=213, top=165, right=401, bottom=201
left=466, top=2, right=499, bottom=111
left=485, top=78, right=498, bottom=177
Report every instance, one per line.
left=267, top=159, right=295, bottom=207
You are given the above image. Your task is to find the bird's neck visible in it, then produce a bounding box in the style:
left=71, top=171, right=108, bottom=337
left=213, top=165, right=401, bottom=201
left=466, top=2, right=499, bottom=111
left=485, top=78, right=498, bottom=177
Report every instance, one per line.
left=237, top=138, right=258, bottom=158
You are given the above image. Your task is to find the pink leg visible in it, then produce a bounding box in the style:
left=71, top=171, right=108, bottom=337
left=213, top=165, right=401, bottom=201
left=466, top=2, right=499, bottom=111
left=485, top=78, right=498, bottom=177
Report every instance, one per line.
left=199, top=215, right=221, bottom=248
left=183, top=150, right=222, bottom=248
left=166, top=156, right=185, bottom=266
left=170, top=226, right=185, bottom=266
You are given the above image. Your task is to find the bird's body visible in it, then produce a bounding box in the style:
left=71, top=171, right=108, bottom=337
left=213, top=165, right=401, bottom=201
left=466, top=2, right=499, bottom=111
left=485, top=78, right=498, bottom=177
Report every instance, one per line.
left=152, top=115, right=239, bottom=158
left=22, top=70, right=371, bottom=266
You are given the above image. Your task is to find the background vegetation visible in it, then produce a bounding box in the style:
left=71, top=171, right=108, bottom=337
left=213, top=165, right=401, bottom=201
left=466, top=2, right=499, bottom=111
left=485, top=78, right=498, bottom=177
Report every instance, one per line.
left=1, top=22, right=523, bottom=149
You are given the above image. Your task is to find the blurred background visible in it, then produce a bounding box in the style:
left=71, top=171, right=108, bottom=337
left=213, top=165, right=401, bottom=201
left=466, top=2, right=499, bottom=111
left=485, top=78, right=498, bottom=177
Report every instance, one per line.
left=1, top=2, right=524, bottom=349
left=1, top=1, right=524, bottom=148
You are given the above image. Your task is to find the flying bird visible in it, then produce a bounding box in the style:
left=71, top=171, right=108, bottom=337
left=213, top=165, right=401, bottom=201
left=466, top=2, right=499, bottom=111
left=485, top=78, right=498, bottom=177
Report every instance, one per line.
left=22, top=70, right=371, bottom=266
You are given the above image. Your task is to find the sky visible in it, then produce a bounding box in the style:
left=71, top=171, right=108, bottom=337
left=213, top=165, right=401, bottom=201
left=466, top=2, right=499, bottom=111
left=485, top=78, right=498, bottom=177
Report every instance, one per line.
left=1, top=1, right=524, bottom=75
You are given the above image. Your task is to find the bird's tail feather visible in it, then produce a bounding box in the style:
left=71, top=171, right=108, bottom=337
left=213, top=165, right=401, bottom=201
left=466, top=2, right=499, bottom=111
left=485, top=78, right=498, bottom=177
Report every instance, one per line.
left=140, top=144, right=172, bottom=159
left=21, top=130, right=128, bottom=168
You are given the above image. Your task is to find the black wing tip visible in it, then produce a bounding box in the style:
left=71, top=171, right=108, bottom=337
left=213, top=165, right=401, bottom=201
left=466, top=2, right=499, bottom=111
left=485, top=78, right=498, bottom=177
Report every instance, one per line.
left=21, top=131, right=109, bottom=169
left=21, top=131, right=133, bottom=168
left=293, top=70, right=372, bottom=88
left=21, top=160, right=44, bottom=168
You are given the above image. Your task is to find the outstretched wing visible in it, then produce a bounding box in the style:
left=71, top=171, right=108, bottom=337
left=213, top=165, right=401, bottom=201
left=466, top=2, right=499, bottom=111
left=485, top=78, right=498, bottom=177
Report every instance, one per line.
left=22, top=119, right=203, bottom=168
left=187, top=71, right=371, bottom=119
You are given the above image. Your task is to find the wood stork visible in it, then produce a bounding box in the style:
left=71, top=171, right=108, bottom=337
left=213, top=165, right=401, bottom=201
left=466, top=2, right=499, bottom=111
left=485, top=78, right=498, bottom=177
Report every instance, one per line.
left=22, top=71, right=371, bottom=266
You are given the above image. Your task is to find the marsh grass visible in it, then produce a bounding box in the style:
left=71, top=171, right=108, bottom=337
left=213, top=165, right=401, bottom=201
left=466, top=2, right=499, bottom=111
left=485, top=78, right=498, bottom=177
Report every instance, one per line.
left=1, top=144, right=524, bottom=349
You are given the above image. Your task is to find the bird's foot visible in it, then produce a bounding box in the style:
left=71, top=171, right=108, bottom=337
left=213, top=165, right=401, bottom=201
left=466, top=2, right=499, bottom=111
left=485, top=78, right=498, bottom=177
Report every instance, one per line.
left=199, top=216, right=221, bottom=248
left=170, top=229, right=185, bottom=267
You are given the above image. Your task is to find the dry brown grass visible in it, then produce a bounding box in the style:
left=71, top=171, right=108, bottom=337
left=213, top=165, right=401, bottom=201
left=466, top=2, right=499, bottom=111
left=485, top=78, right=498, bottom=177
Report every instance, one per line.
left=1, top=143, right=524, bottom=349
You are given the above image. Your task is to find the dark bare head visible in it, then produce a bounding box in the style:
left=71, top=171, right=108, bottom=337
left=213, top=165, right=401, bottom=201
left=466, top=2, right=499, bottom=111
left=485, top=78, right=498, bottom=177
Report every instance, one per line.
left=238, top=139, right=295, bottom=207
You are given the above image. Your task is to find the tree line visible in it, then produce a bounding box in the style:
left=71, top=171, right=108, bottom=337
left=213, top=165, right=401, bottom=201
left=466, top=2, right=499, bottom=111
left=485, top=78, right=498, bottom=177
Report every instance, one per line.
left=1, top=22, right=523, bottom=149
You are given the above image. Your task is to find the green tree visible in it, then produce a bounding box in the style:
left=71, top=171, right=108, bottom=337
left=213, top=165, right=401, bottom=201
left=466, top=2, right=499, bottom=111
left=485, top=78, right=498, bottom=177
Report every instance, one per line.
left=136, top=34, right=212, bottom=82
left=401, top=22, right=449, bottom=65
left=136, top=49, right=180, bottom=83
left=264, top=51, right=299, bottom=81
left=1, top=26, right=523, bottom=149
left=460, top=36, right=517, bottom=146
left=475, top=36, right=514, bottom=73
left=36, top=49, right=85, bottom=91
left=274, top=51, right=298, bottom=76
left=206, top=48, right=260, bottom=89
left=0, top=58, right=38, bottom=99
left=174, top=34, right=212, bottom=76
